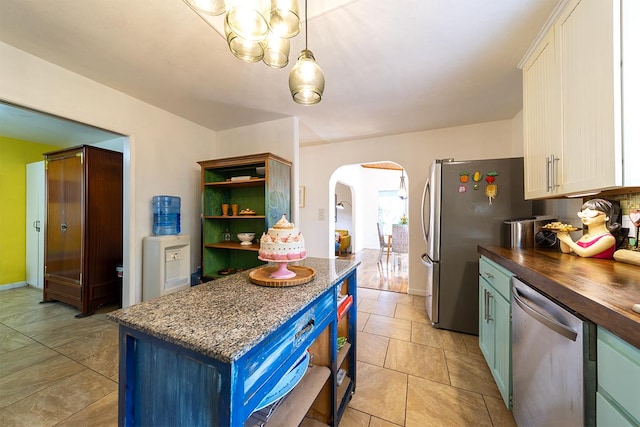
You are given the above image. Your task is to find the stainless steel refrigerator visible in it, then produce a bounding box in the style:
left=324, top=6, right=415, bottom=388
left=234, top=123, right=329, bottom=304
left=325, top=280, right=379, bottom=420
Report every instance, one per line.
left=420, top=158, right=531, bottom=335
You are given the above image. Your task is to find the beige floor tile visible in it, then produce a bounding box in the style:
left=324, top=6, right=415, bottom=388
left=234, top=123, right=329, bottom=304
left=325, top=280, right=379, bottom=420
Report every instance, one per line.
left=0, top=369, right=116, bottom=426
left=54, top=326, right=119, bottom=361
left=349, top=362, right=407, bottom=426
left=357, top=311, right=370, bottom=331
left=358, top=298, right=397, bottom=317
left=363, top=314, right=411, bottom=342
left=370, top=417, right=403, bottom=427
left=56, top=389, right=119, bottom=427
left=79, top=344, right=120, bottom=379
left=357, top=288, right=381, bottom=301
left=394, top=304, right=429, bottom=323
left=0, top=302, right=74, bottom=329
left=27, top=318, right=113, bottom=348
left=384, top=339, right=449, bottom=385
left=483, top=395, right=516, bottom=427
left=461, top=333, right=482, bottom=355
left=406, top=375, right=493, bottom=427
left=0, top=355, right=85, bottom=408
left=0, top=342, right=58, bottom=378
left=339, top=407, right=371, bottom=427
left=357, top=331, right=389, bottom=367
left=411, top=295, right=426, bottom=308
left=445, top=350, right=500, bottom=398
left=0, top=324, right=36, bottom=354
left=411, top=322, right=467, bottom=352
left=378, top=292, right=414, bottom=306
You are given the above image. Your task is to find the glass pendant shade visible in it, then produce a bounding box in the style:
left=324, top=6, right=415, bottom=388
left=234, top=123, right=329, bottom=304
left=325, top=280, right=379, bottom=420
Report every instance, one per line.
left=262, top=33, right=290, bottom=68
left=225, top=0, right=270, bottom=41
left=225, top=21, right=264, bottom=62
left=269, top=0, right=300, bottom=38
left=289, top=49, right=325, bottom=105
left=398, top=173, right=407, bottom=199
left=186, top=0, right=226, bottom=15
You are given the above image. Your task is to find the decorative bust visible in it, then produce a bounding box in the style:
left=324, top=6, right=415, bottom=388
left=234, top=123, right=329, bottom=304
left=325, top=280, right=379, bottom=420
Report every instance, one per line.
left=557, top=199, right=620, bottom=259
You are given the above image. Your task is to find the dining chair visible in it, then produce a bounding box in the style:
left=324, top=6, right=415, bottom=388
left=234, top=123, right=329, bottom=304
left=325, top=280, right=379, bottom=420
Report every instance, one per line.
left=377, top=223, right=391, bottom=271
left=390, top=224, right=409, bottom=270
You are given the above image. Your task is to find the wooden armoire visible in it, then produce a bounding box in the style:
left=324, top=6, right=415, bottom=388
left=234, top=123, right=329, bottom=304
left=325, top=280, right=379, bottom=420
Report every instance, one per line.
left=43, top=145, right=123, bottom=316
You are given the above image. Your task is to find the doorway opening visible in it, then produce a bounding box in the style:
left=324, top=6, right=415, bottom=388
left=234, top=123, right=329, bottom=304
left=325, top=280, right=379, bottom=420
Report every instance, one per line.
left=331, top=161, right=409, bottom=293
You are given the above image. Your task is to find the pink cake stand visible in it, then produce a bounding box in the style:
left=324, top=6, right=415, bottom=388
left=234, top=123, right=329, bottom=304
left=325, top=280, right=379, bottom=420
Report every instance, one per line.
left=259, top=256, right=306, bottom=279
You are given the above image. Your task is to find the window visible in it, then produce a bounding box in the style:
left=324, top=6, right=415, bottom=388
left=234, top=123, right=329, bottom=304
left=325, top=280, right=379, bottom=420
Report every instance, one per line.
left=378, top=190, right=407, bottom=235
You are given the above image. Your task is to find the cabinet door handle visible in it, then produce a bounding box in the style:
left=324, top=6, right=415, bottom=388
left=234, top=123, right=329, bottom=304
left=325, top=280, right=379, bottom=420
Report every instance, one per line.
left=294, top=318, right=315, bottom=346
left=60, top=222, right=68, bottom=232
left=546, top=156, right=552, bottom=192
left=484, top=272, right=494, bottom=280
left=552, top=154, right=560, bottom=190
left=484, top=290, right=493, bottom=322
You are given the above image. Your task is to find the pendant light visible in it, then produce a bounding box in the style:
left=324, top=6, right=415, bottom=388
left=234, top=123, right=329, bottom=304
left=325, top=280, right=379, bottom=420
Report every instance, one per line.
left=398, top=170, right=407, bottom=200
left=288, top=0, right=325, bottom=105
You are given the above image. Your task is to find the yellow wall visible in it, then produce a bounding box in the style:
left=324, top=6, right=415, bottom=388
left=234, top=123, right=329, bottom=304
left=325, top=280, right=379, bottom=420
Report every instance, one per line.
left=0, top=136, right=61, bottom=287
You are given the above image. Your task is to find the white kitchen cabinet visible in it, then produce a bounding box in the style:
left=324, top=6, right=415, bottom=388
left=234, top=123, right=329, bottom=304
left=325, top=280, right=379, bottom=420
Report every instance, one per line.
left=522, top=28, right=561, bottom=199
left=521, top=0, right=639, bottom=199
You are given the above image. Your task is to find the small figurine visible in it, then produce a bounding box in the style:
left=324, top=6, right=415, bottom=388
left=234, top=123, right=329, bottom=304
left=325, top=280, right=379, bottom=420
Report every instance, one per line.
left=557, top=199, right=620, bottom=259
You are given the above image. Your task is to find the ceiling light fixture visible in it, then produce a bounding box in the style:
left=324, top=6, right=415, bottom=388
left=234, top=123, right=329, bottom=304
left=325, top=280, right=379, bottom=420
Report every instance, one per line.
left=184, top=0, right=322, bottom=103
left=288, top=0, right=325, bottom=105
left=185, top=0, right=299, bottom=68
left=398, top=170, right=407, bottom=200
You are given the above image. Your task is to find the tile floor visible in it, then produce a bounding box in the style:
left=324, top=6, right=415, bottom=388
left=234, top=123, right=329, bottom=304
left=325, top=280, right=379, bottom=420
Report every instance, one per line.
left=1, top=283, right=515, bottom=426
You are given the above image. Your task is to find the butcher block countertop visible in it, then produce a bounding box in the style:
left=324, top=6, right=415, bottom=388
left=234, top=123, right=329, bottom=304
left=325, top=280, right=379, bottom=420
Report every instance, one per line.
left=478, top=246, right=640, bottom=350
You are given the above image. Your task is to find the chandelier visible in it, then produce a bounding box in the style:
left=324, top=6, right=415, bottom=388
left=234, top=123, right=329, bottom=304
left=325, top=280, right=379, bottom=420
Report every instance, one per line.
left=184, top=0, right=324, bottom=104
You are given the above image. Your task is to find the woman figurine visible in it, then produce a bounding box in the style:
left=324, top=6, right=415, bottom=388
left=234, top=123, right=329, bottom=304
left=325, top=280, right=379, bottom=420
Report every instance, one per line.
left=557, top=199, right=620, bottom=259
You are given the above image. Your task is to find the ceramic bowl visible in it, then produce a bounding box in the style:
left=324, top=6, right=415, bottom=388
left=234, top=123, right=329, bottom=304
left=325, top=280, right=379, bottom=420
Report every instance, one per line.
left=237, top=232, right=255, bottom=246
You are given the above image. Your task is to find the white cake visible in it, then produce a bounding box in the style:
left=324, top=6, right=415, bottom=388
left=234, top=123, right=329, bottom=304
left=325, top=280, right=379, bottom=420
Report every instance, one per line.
left=259, top=215, right=306, bottom=261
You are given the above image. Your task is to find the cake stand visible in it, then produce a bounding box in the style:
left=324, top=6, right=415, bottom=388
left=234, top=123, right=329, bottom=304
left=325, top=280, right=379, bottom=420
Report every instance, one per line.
left=251, top=256, right=315, bottom=287
left=257, top=256, right=304, bottom=279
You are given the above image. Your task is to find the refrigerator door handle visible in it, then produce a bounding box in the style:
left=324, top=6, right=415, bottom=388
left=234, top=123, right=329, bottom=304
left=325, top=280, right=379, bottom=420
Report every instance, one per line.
left=512, top=285, right=577, bottom=341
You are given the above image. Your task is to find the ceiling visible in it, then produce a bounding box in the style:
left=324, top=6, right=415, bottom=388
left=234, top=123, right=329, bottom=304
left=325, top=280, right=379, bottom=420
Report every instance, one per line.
left=0, top=0, right=561, bottom=146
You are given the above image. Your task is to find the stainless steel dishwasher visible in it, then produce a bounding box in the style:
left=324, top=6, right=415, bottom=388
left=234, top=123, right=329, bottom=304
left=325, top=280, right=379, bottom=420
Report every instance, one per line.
left=511, top=277, right=596, bottom=427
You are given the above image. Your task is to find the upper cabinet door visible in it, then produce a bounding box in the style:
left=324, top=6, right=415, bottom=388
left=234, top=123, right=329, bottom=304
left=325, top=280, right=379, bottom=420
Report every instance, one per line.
left=556, top=0, right=621, bottom=194
left=522, top=28, right=561, bottom=199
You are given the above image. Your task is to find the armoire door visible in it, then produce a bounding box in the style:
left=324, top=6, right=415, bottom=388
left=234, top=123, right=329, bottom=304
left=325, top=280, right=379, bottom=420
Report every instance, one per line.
left=45, top=153, right=84, bottom=299
left=26, top=161, right=45, bottom=288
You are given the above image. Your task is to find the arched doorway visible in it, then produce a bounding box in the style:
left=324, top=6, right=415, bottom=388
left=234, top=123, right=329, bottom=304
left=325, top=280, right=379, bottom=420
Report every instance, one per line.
left=330, top=162, right=409, bottom=293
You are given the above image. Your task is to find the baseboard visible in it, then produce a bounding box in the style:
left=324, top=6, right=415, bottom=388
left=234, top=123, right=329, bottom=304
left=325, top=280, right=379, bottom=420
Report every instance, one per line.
left=0, top=281, right=28, bottom=291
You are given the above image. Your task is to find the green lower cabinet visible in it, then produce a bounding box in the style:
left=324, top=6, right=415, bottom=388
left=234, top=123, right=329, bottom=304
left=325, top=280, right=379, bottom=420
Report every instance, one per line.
left=597, top=327, right=640, bottom=426
left=478, top=256, right=513, bottom=409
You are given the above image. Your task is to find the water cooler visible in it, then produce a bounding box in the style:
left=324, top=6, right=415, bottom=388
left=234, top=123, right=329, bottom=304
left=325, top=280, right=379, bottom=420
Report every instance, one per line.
left=143, top=234, right=190, bottom=301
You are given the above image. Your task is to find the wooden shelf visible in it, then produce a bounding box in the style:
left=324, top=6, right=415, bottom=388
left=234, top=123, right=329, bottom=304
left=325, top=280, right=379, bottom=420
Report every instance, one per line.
left=204, top=178, right=266, bottom=188
left=337, top=342, right=351, bottom=368
left=205, top=242, right=260, bottom=251
left=204, top=215, right=266, bottom=219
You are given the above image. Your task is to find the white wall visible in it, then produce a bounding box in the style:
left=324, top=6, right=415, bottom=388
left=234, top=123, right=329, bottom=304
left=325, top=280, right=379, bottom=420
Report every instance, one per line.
left=0, top=42, right=215, bottom=306
left=217, top=117, right=299, bottom=222
left=300, top=119, right=516, bottom=295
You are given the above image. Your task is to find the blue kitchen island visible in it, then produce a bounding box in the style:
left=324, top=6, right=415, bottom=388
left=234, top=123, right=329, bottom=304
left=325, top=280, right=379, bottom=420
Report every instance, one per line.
left=107, top=257, right=359, bottom=426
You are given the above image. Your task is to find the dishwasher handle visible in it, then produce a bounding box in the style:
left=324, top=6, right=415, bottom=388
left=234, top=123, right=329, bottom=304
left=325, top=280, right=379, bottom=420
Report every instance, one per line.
left=512, top=285, right=578, bottom=341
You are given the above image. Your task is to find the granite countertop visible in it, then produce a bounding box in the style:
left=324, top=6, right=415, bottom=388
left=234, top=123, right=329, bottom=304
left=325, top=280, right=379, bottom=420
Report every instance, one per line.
left=479, top=245, right=640, bottom=350
left=107, top=257, right=359, bottom=363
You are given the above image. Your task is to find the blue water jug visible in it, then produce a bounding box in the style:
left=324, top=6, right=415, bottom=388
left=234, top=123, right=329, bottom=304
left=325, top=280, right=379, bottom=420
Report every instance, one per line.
left=152, top=195, right=181, bottom=235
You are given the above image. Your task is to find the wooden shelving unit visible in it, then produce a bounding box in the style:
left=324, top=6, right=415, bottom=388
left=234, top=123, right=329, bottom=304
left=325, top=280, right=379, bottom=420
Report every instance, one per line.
left=198, top=153, right=291, bottom=279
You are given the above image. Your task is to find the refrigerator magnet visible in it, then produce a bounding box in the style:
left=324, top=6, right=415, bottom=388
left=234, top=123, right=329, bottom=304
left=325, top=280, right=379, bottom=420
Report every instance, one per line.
left=458, top=185, right=467, bottom=193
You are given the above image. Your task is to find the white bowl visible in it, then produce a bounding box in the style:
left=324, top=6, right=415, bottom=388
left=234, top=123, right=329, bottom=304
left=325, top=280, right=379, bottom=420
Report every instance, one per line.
left=237, top=232, right=255, bottom=245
